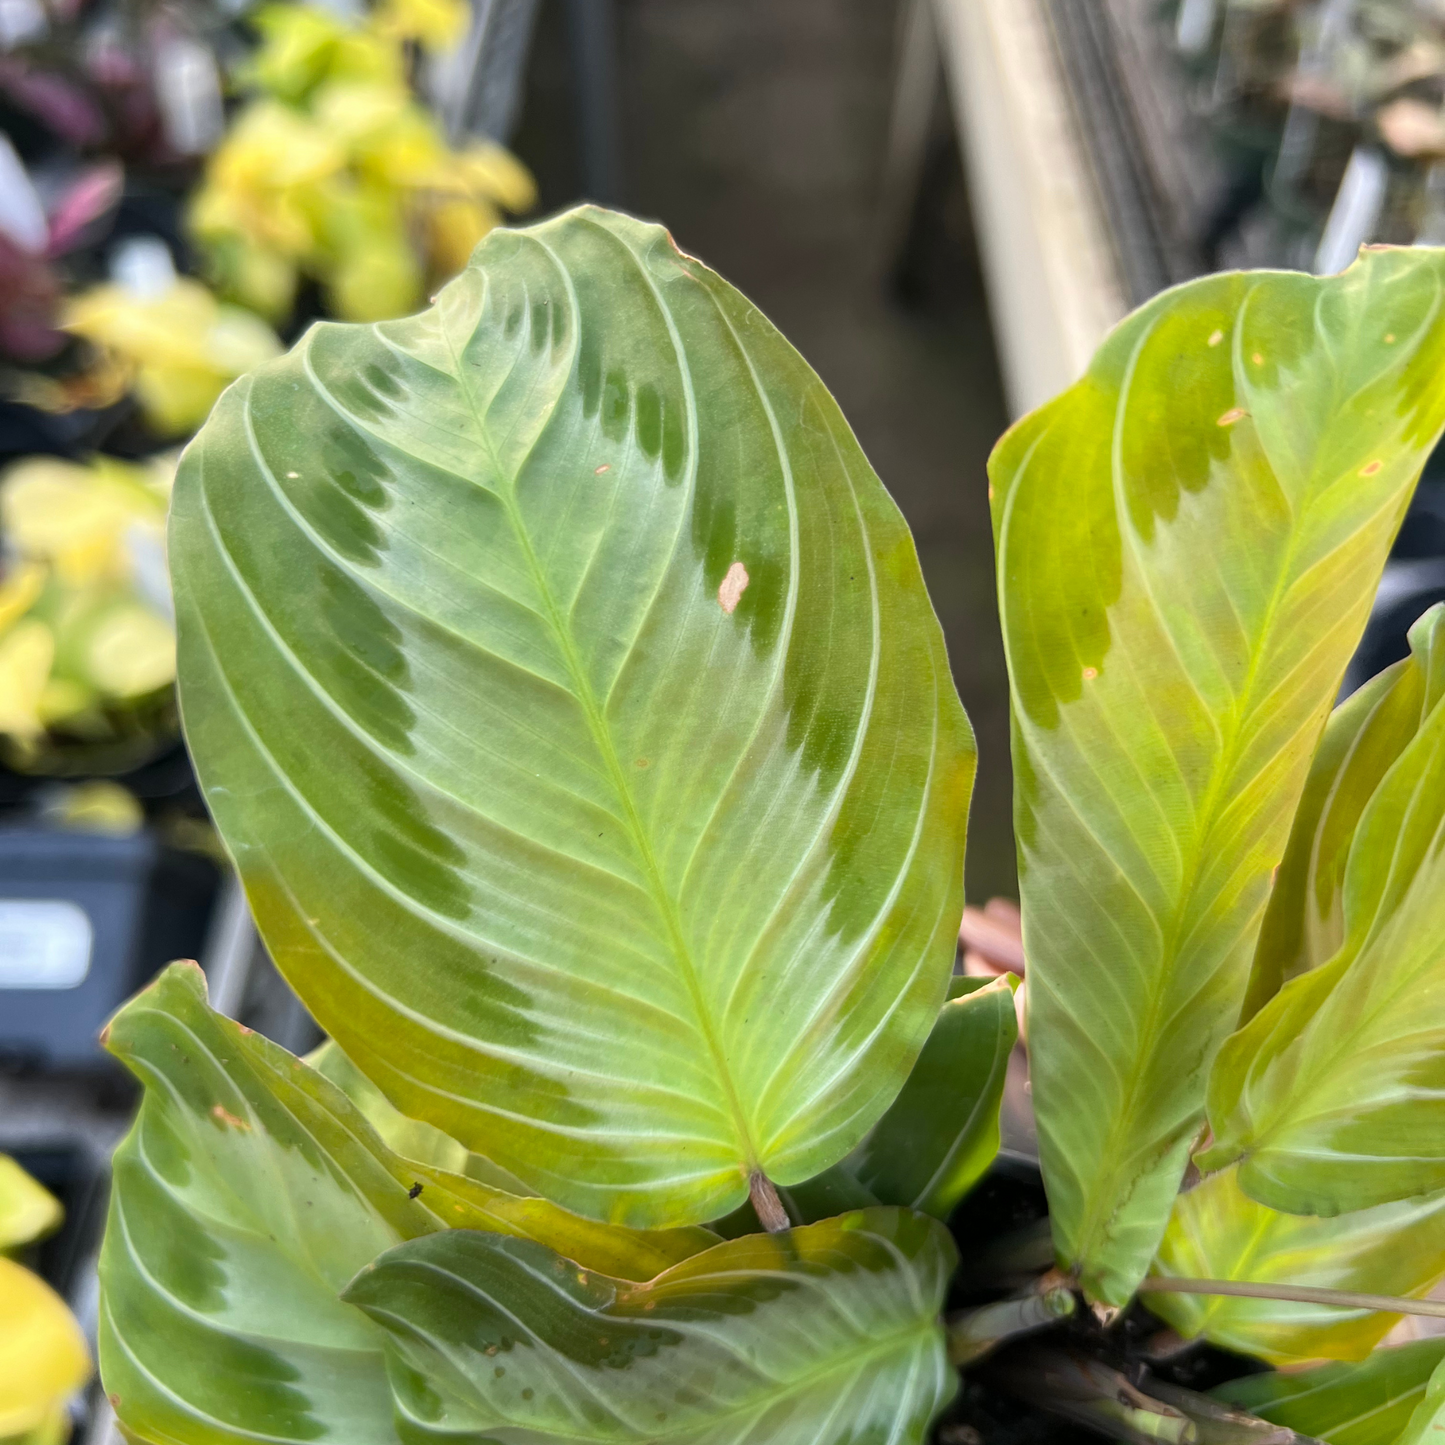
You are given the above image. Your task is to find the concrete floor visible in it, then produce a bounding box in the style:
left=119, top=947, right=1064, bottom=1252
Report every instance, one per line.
left=517, top=0, right=1017, bottom=901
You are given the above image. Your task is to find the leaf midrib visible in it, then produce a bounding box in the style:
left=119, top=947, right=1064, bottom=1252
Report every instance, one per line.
left=442, top=244, right=764, bottom=1182
left=1069, top=283, right=1367, bottom=1274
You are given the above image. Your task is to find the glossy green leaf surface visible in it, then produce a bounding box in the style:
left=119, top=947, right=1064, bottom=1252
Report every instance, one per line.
left=1395, top=1351, right=1445, bottom=1445
left=848, top=973, right=1017, bottom=1218
left=170, top=204, right=975, bottom=1230
left=1216, top=1339, right=1445, bottom=1445
left=712, top=975, right=1016, bottom=1232
left=1145, top=1165, right=1445, bottom=1363
left=344, top=1207, right=957, bottom=1445
left=1240, top=605, right=1445, bottom=1021
left=1203, top=605, right=1445, bottom=1213
left=98, top=962, right=715, bottom=1445
left=991, top=248, right=1445, bottom=1302
left=305, top=1038, right=531, bottom=1193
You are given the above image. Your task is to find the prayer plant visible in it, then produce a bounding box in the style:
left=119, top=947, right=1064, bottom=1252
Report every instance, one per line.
left=98, top=208, right=1445, bottom=1445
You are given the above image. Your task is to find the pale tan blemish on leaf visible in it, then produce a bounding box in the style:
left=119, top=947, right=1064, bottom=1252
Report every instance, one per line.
left=718, top=560, right=749, bottom=614
left=1252, top=352, right=1264, bottom=366
left=286, top=471, right=299, bottom=479
left=594, top=464, right=610, bottom=475
left=1208, top=330, right=1224, bottom=347
left=634, top=757, right=650, bottom=769
left=1386, top=333, right=1397, bottom=344
left=1361, top=460, right=1384, bottom=476
left=211, top=1104, right=250, bottom=1130
left=1217, top=408, right=1247, bottom=427
left=1082, top=667, right=1098, bottom=682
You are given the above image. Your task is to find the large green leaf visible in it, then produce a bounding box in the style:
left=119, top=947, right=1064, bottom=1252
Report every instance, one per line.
left=848, top=973, right=1017, bottom=1218
left=1216, top=1340, right=1445, bottom=1445
left=344, top=1207, right=957, bottom=1445
left=1240, top=605, right=1445, bottom=1021
left=98, top=962, right=716, bottom=1445
left=1202, top=606, right=1445, bottom=1213
left=1144, top=1165, right=1445, bottom=1364
left=990, top=247, right=1445, bottom=1302
left=169, top=204, right=975, bottom=1230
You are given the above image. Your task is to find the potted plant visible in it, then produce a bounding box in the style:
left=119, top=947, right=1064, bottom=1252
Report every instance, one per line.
left=95, top=208, right=1445, bottom=1445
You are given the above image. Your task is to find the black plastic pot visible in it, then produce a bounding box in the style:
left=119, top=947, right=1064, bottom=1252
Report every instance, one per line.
left=0, top=826, right=219, bottom=1068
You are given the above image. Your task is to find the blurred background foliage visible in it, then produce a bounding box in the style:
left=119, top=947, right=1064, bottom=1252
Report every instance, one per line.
left=0, top=0, right=534, bottom=777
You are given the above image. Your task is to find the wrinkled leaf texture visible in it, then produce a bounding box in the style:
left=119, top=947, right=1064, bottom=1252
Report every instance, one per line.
left=345, top=1208, right=957, bottom=1445
left=990, top=247, right=1445, bottom=1301
left=1146, top=1165, right=1445, bottom=1364
left=169, top=204, right=975, bottom=1230
left=1204, top=605, right=1445, bottom=1212
left=97, top=962, right=714, bottom=1445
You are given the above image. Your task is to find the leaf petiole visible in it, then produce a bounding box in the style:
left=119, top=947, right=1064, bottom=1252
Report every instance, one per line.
left=1139, top=1278, right=1445, bottom=1319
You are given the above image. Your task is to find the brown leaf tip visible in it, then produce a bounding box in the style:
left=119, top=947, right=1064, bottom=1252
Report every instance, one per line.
left=718, top=560, right=749, bottom=615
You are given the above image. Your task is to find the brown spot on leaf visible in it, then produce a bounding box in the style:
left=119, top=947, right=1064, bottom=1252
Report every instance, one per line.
left=1082, top=666, right=1098, bottom=681
left=1361, top=460, right=1383, bottom=476
left=211, top=1104, right=249, bottom=1130
left=634, top=757, right=649, bottom=768
left=1217, top=408, right=1246, bottom=427
left=718, top=560, right=749, bottom=614
left=594, top=464, right=610, bottom=474
left=1207, top=330, right=1224, bottom=347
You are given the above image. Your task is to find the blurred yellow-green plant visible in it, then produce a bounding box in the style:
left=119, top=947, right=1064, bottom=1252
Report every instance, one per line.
left=191, top=0, right=536, bottom=324
left=61, top=277, right=283, bottom=437
left=0, top=453, right=178, bottom=772
left=0, top=1156, right=90, bottom=1445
